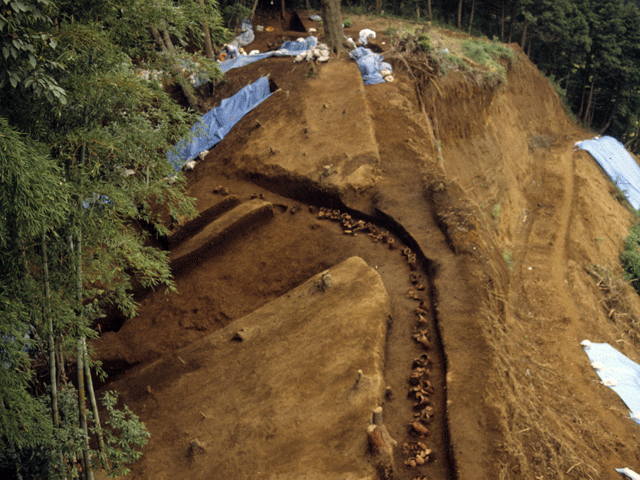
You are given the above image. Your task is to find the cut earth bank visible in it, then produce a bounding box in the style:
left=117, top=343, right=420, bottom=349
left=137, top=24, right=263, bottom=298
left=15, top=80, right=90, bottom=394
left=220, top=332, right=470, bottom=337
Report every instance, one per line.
left=94, top=13, right=640, bottom=480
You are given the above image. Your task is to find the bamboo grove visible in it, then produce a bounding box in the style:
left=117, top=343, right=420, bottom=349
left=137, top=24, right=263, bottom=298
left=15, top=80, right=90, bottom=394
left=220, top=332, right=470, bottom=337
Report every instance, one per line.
left=1, top=0, right=229, bottom=478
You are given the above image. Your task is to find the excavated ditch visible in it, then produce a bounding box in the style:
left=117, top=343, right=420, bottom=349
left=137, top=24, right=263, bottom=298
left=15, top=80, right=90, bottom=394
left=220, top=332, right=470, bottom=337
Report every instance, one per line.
left=96, top=172, right=460, bottom=480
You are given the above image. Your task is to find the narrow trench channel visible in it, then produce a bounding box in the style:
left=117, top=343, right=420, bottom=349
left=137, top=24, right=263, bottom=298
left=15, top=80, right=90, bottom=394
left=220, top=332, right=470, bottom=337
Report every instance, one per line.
left=249, top=169, right=458, bottom=480
left=99, top=176, right=457, bottom=479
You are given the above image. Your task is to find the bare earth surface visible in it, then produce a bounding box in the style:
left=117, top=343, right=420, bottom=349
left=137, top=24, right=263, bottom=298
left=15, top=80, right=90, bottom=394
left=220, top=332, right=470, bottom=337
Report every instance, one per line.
left=94, top=12, right=640, bottom=480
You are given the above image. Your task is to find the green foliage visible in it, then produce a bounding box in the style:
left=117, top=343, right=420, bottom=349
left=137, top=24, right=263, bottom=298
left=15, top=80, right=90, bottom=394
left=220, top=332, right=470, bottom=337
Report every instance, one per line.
left=0, top=117, right=69, bottom=250
left=418, top=33, right=433, bottom=52
left=222, top=3, right=251, bottom=29
left=0, top=0, right=67, bottom=103
left=620, top=223, right=640, bottom=294
left=502, top=250, right=514, bottom=271
left=460, top=38, right=513, bottom=85
left=383, top=25, right=398, bottom=37
left=99, top=391, right=150, bottom=477
left=343, top=17, right=353, bottom=28
left=462, top=38, right=514, bottom=66
left=492, top=203, right=501, bottom=220
left=0, top=0, right=220, bottom=476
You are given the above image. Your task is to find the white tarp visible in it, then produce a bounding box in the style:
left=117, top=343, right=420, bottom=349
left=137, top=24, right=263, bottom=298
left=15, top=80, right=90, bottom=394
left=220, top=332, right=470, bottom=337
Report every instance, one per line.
left=581, top=340, right=640, bottom=426
left=617, top=468, right=640, bottom=480
left=576, top=136, right=640, bottom=210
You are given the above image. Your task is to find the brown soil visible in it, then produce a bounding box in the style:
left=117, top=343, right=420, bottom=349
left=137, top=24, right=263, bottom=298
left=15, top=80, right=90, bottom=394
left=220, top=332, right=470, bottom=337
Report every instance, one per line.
left=94, top=12, right=640, bottom=480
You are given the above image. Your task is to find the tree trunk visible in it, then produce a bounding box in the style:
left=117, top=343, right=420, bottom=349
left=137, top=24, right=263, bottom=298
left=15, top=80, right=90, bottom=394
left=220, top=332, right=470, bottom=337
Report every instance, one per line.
left=427, top=0, right=432, bottom=20
left=162, top=28, right=175, bottom=53
left=508, top=0, right=517, bottom=43
left=583, top=78, right=595, bottom=125
left=458, top=0, right=463, bottom=30
left=150, top=25, right=166, bottom=50
left=625, top=107, right=640, bottom=148
left=520, top=18, right=528, bottom=49
left=376, top=0, right=382, bottom=16
left=468, top=0, right=475, bottom=34
left=577, top=77, right=587, bottom=120
left=198, top=0, right=215, bottom=61
left=501, top=0, right=505, bottom=41
left=320, top=0, right=344, bottom=53
left=149, top=25, right=199, bottom=110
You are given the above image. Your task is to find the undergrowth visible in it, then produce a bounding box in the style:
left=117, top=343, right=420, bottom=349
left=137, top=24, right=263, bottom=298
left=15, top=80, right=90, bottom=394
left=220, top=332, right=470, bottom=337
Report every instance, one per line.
left=609, top=183, right=635, bottom=212
left=586, top=264, right=640, bottom=343
left=461, top=38, right=513, bottom=85
left=431, top=38, right=515, bottom=89
left=621, top=224, right=640, bottom=295
left=546, top=73, right=578, bottom=123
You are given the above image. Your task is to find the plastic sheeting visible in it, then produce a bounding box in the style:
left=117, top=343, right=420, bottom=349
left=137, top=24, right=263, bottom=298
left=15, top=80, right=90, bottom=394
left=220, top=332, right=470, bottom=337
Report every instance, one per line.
left=218, top=36, right=319, bottom=73
left=233, top=20, right=255, bottom=48
left=576, top=136, right=640, bottom=210
left=167, top=76, right=273, bottom=170
left=582, top=341, right=640, bottom=426
left=617, top=468, right=640, bottom=480
left=349, top=47, right=392, bottom=85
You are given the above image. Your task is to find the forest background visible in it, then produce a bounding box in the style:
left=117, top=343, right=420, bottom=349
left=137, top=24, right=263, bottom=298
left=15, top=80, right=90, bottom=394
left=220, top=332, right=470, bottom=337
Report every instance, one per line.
left=2, top=0, right=640, bottom=479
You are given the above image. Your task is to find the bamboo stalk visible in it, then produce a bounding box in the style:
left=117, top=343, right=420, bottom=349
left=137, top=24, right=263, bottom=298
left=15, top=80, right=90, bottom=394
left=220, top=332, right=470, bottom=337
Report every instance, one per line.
left=75, top=113, right=94, bottom=480
left=83, top=338, right=105, bottom=462
left=42, top=235, right=59, bottom=428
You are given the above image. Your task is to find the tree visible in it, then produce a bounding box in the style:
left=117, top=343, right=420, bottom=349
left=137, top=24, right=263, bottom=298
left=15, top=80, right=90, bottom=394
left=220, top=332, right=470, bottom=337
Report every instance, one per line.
left=321, top=0, right=344, bottom=53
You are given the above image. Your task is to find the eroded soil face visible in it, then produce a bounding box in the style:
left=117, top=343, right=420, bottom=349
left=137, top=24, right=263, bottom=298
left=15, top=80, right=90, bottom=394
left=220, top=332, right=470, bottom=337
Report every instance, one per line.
left=94, top=12, right=640, bottom=480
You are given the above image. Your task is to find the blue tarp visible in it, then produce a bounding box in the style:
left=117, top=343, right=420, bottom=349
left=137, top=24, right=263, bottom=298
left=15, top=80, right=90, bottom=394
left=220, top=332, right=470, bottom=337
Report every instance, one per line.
left=167, top=76, right=273, bottom=170
left=219, top=36, right=318, bottom=74
left=233, top=20, right=255, bottom=48
left=349, top=47, right=392, bottom=85
left=582, top=341, right=640, bottom=426
left=577, top=136, right=640, bottom=210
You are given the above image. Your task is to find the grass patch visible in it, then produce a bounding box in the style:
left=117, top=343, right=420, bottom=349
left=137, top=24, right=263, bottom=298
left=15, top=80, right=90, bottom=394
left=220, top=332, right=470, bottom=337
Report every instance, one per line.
left=343, top=17, right=353, bottom=28
left=502, top=250, right=513, bottom=270
left=492, top=203, right=501, bottom=220
left=462, top=38, right=514, bottom=65
left=461, top=38, right=514, bottom=84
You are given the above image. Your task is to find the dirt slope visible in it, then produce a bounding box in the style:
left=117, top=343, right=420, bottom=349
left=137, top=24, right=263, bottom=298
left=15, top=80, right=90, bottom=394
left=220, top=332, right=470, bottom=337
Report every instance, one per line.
left=94, top=14, right=640, bottom=480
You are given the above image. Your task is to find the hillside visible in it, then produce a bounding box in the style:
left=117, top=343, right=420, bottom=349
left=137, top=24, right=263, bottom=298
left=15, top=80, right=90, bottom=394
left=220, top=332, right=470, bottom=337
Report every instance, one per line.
left=93, top=13, right=640, bottom=480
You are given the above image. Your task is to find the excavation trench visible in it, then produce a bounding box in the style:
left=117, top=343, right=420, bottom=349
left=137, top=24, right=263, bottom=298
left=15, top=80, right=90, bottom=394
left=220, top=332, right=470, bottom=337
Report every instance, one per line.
left=93, top=171, right=459, bottom=480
